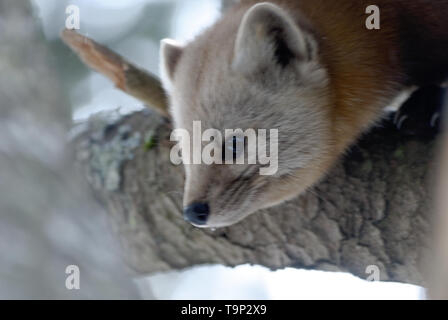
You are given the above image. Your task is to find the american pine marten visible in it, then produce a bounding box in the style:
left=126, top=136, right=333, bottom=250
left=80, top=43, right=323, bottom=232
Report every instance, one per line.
left=160, top=0, right=448, bottom=228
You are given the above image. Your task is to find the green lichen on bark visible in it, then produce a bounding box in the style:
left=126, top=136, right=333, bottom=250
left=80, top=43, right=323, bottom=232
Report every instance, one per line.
left=79, top=112, right=142, bottom=191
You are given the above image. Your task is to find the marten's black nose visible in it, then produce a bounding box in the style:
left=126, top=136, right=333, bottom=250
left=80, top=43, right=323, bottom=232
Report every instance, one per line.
left=183, top=202, right=209, bottom=225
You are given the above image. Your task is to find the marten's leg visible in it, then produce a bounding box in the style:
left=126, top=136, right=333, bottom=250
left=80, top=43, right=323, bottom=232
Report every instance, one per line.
left=393, top=85, right=447, bottom=136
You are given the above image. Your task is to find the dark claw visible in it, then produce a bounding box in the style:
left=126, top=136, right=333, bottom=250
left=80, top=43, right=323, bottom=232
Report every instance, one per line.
left=392, top=85, right=446, bottom=136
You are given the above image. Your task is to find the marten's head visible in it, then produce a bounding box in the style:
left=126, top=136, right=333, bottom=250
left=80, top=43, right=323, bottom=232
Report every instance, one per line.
left=160, top=3, right=332, bottom=228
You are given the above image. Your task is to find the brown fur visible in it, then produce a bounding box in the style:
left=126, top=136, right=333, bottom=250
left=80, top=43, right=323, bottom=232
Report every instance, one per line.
left=232, top=0, right=448, bottom=151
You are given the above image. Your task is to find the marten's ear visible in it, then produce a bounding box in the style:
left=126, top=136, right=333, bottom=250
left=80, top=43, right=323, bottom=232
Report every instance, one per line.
left=232, top=2, right=316, bottom=75
left=160, top=39, right=184, bottom=91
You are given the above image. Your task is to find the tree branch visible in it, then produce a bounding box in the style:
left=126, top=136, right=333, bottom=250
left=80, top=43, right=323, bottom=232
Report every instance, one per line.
left=74, top=110, right=435, bottom=286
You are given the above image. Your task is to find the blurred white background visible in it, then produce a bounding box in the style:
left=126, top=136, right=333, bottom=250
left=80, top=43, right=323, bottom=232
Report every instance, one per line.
left=32, top=0, right=424, bottom=300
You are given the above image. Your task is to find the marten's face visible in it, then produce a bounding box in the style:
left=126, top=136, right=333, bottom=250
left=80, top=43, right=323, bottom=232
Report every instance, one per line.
left=160, top=3, right=332, bottom=228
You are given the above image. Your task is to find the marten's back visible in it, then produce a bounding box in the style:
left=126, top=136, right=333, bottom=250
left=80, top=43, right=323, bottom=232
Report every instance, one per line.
left=396, top=0, right=448, bottom=85
left=239, top=0, right=448, bottom=86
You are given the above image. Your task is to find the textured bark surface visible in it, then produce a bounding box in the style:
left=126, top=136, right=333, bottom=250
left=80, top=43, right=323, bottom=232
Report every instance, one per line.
left=74, top=109, right=436, bottom=286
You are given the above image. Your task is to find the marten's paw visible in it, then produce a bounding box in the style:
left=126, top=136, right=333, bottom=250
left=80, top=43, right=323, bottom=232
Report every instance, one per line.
left=393, top=85, right=446, bottom=136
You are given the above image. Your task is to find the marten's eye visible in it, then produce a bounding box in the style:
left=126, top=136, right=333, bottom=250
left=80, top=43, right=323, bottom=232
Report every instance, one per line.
left=222, top=136, right=245, bottom=163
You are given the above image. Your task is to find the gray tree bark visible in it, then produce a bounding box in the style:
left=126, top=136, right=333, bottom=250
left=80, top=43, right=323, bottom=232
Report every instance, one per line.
left=74, top=108, right=436, bottom=286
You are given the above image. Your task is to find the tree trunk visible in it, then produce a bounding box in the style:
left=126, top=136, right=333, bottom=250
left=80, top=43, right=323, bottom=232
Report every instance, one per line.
left=74, top=109, right=436, bottom=286
left=0, top=0, right=140, bottom=299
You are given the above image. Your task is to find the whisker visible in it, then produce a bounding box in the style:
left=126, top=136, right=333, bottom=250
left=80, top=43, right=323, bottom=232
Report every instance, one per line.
left=219, top=166, right=254, bottom=205
left=225, top=167, right=260, bottom=211
left=219, top=166, right=259, bottom=212
left=165, top=190, right=184, bottom=197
